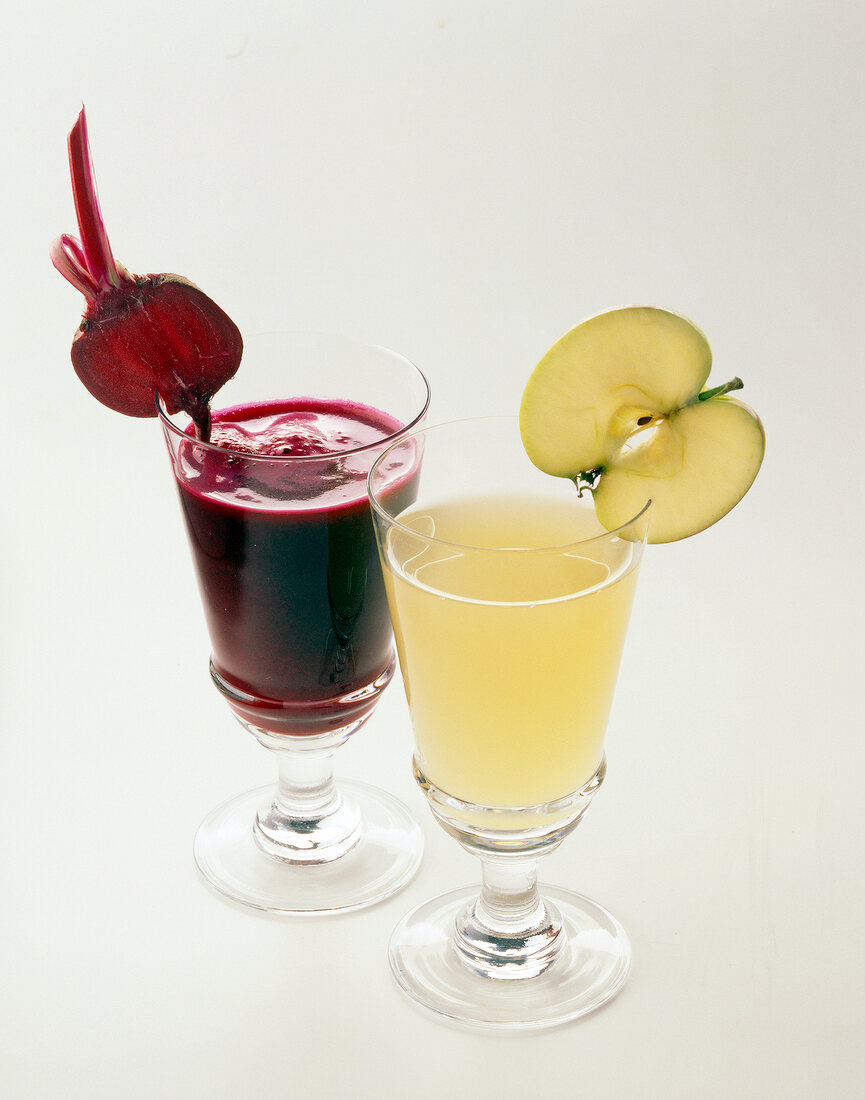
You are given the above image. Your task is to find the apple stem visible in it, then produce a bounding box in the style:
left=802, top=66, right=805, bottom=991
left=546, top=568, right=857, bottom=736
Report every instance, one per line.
left=693, top=377, right=744, bottom=403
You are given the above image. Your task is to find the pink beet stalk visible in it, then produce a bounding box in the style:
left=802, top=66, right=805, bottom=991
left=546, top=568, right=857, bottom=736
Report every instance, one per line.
left=51, top=108, right=132, bottom=297
left=49, top=234, right=100, bottom=300
left=67, top=108, right=132, bottom=292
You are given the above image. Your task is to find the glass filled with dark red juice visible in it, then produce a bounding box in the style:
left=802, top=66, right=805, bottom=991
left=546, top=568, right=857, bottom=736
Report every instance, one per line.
left=159, top=332, right=429, bottom=915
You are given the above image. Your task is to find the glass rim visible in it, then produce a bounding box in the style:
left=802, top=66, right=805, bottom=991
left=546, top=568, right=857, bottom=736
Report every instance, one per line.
left=367, top=414, right=652, bottom=553
left=156, top=330, right=431, bottom=463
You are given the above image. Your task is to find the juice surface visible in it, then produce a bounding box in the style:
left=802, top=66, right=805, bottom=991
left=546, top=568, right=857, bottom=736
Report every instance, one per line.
left=381, top=495, right=640, bottom=806
left=182, top=398, right=404, bottom=510
left=172, top=398, right=410, bottom=733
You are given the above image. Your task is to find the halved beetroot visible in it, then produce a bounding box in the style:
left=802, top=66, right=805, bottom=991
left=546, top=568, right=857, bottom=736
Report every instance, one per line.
left=51, top=108, right=242, bottom=434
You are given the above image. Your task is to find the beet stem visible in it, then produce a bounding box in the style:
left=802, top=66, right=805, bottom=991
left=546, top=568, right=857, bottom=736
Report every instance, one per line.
left=49, top=234, right=100, bottom=301
left=67, top=107, right=126, bottom=293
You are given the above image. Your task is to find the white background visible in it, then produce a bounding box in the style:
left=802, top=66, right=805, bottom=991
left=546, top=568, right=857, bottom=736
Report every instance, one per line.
left=3, top=2, right=863, bottom=1097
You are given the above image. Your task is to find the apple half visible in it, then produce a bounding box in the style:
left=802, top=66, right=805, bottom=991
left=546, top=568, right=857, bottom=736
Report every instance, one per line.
left=519, top=306, right=765, bottom=543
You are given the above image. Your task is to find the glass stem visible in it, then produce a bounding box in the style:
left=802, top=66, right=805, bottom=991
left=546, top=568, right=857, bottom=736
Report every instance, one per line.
left=253, top=737, right=361, bottom=864
left=453, top=853, right=566, bottom=980
left=273, top=746, right=341, bottom=820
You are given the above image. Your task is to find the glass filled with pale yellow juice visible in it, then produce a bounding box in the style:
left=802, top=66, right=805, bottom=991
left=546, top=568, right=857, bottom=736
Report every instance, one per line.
left=383, top=493, right=640, bottom=809
left=368, top=416, right=649, bottom=1031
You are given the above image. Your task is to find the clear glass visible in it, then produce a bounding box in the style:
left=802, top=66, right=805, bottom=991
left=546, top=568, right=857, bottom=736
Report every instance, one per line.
left=159, top=331, right=430, bottom=914
left=369, top=416, right=650, bottom=1028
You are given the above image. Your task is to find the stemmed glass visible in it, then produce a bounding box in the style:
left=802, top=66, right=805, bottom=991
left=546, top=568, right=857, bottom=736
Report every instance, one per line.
left=159, top=331, right=429, bottom=914
left=369, top=416, right=650, bottom=1028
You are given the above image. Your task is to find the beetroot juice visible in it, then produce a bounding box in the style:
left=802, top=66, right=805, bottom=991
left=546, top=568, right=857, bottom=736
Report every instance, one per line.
left=168, top=397, right=416, bottom=735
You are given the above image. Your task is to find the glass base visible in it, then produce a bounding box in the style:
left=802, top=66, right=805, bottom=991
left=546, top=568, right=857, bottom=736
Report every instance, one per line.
left=194, top=780, right=423, bottom=915
left=388, top=884, right=630, bottom=1030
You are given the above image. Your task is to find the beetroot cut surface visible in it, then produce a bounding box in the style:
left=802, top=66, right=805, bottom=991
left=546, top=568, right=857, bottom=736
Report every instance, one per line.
left=50, top=107, right=242, bottom=433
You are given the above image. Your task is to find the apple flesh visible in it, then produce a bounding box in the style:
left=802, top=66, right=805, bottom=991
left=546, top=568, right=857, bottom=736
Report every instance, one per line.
left=519, top=307, right=765, bottom=543
left=593, top=394, right=765, bottom=542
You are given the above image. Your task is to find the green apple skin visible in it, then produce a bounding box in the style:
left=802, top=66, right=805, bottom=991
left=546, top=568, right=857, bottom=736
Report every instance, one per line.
left=520, top=306, right=713, bottom=477
left=593, top=396, right=766, bottom=543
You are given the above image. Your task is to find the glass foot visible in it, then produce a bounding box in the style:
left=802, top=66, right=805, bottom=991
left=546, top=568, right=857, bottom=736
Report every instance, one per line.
left=194, top=780, right=423, bottom=914
left=388, top=885, right=630, bottom=1030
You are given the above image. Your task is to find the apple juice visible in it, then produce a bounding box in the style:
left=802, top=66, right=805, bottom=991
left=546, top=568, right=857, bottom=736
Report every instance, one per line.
left=169, top=398, right=414, bottom=735
left=380, top=495, right=641, bottom=807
